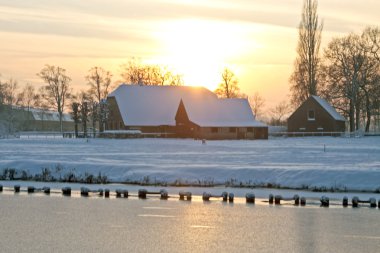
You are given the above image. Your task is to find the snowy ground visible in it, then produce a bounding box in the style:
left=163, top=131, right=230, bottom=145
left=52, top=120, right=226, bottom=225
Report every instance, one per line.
left=0, top=137, right=380, bottom=191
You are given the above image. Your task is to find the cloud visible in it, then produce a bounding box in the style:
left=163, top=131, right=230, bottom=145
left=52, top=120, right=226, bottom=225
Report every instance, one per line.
left=0, top=0, right=299, bottom=41
left=1, top=0, right=379, bottom=42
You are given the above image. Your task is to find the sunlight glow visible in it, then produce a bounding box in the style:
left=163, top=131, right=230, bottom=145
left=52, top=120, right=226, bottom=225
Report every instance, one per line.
left=154, top=19, right=260, bottom=91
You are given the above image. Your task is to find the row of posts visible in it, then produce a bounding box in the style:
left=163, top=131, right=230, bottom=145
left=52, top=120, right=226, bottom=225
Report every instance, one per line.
left=2, top=185, right=379, bottom=208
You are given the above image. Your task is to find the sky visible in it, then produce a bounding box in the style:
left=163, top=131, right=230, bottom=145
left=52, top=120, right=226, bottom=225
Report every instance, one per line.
left=0, top=0, right=380, bottom=110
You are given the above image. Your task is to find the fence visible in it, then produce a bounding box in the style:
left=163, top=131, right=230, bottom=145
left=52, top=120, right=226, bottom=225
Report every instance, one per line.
left=270, top=132, right=346, bottom=137
left=19, top=131, right=64, bottom=139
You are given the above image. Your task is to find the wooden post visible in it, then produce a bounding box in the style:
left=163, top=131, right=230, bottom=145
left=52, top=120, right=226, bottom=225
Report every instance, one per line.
left=369, top=198, right=377, bottom=208
left=222, top=192, right=228, bottom=202
left=342, top=196, right=348, bottom=207
left=352, top=197, right=359, bottom=208
left=14, top=185, right=20, bottom=193
left=42, top=187, right=50, bottom=194
left=228, top=193, right=234, bottom=203
left=300, top=197, right=306, bottom=206
left=62, top=187, right=71, bottom=196
left=160, top=190, right=168, bottom=200
left=202, top=192, right=211, bottom=201
left=294, top=194, right=300, bottom=205
left=105, top=189, right=110, bottom=198
left=179, top=191, right=192, bottom=201
left=269, top=194, right=274, bottom=204
left=320, top=196, right=329, bottom=207
left=246, top=193, right=255, bottom=204
left=138, top=189, right=147, bottom=199
left=81, top=187, right=89, bottom=197
left=274, top=195, right=282, bottom=205
left=116, top=189, right=122, bottom=198
left=27, top=186, right=35, bottom=193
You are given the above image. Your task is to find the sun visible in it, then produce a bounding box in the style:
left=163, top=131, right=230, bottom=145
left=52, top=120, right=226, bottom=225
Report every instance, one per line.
left=153, top=19, right=252, bottom=91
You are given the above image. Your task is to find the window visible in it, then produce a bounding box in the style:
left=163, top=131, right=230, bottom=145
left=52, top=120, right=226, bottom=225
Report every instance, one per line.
left=119, top=122, right=124, bottom=129
left=247, top=127, right=254, bottom=133
left=229, top=127, right=236, bottom=133
left=308, top=110, right=315, bottom=120
left=211, top=127, right=218, bottom=133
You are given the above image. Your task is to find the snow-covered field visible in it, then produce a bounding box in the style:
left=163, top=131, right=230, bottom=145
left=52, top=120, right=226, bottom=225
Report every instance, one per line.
left=0, top=137, right=380, bottom=191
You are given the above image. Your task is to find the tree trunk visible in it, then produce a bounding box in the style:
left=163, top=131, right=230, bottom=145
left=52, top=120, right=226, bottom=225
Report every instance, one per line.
left=92, top=117, right=96, bottom=138
left=349, top=100, right=355, bottom=132
left=59, top=112, right=63, bottom=133
left=365, top=111, right=371, bottom=132
left=365, top=93, right=371, bottom=132
left=83, top=119, right=87, bottom=138
left=74, top=122, right=78, bottom=138
left=355, top=103, right=360, bottom=131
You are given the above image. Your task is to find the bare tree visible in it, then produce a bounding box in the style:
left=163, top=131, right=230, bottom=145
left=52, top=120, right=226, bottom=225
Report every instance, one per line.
left=71, top=102, right=80, bottom=138
left=0, top=75, right=4, bottom=108
left=37, top=65, right=72, bottom=133
left=214, top=68, right=241, bottom=98
left=361, top=27, right=380, bottom=131
left=363, top=27, right=380, bottom=62
left=86, top=66, right=112, bottom=133
left=269, top=101, right=291, bottom=126
left=2, top=78, right=19, bottom=106
left=17, top=83, right=37, bottom=128
left=322, top=29, right=380, bottom=132
left=120, top=58, right=146, bottom=85
left=80, top=95, right=90, bottom=138
left=323, top=34, right=363, bottom=131
left=119, top=58, right=184, bottom=86
left=86, top=67, right=112, bottom=103
left=89, top=101, right=99, bottom=137
left=248, top=92, right=265, bottom=119
left=18, top=84, right=36, bottom=111
left=2, top=78, right=20, bottom=133
left=290, top=0, right=323, bottom=107
left=31, top=87, right=47, bottom=131
left=71, top=92, right=92, bottom=137
left=156, top=66, right=184, bottom=86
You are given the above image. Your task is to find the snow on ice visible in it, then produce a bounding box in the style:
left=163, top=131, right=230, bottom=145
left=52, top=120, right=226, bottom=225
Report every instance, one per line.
left=0, top=136, right=379, bottom=191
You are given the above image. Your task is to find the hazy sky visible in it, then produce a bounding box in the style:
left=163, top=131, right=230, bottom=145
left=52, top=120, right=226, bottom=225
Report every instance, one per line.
left=0, top=0, right=379, bottom=109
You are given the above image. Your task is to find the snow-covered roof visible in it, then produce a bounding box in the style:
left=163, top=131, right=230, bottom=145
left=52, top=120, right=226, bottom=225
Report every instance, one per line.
left=183, top=98, right=266, bottom=127
left=108, top=84, right=266, bottom=127
left=28, top=108, right=73, bottom=122
left=311, top=96, right=345, bottom=121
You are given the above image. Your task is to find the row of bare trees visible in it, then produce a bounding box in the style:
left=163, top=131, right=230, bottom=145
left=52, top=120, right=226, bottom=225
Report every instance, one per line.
left=0, top=59, right=186, bottom=135
left=290, top=0, right=380, bottom=132
left=322, top=28, right=380, bottom=132
left=0, top=77, right=48, bottom=135
left=120, top=58, right=184, bottom=86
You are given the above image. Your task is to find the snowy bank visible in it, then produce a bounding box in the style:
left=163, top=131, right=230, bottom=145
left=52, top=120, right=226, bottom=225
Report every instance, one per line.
left=0, top=137, right=379, bottom=191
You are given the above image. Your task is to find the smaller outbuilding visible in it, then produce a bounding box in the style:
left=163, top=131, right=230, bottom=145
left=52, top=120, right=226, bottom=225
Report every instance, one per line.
left=287, top=95, right=346, bottom=134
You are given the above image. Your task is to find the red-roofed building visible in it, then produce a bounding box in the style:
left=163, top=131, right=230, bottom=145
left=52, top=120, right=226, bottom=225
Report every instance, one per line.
left=105, top=84, right=268, bottom=139
left=287, top=96, right=346, bottom=133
